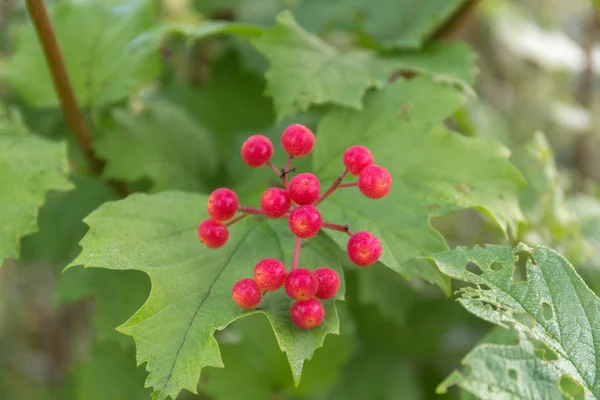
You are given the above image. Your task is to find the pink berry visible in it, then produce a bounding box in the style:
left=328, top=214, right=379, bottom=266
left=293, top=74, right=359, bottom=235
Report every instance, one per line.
left=231, top=278, right=262, bottom=309
left=288, top=173, right=320, bottom=205
left=198, top=219, right=229, bottom=249
left=254, top=258, right=287, bottom=291
left=347, top=231, right=382, bottom=267
left=281, top=124, right=315, bottom=157
left=241, top=135, right=273, bottom=168
left=284, top=268, right=318, bottom=300
left=260, top=187, right=291, bottom=218
left=288, top=205, right=322, bottom=238
left=207, top=188, right=239, bottom=221
left=343, top=145, right=374, bottom=176
left=314, top=267, right=340, bottom=300
left=358, top=165, right=392, bottom=199
left=291, top=298, right=324, bottom=330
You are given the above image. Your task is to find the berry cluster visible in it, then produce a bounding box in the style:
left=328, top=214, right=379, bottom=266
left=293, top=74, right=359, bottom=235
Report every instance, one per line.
left=198, top=124, right=392, bottom=330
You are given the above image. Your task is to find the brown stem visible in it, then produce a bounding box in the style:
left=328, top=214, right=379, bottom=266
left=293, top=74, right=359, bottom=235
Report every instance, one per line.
left=226, top=213, right=249, bottom=226
left=314, top=169, right=348, bottom=206
left=291, top=237, right=301, bottom=270
left=322, top=222, right=352, bottom=236
left=238, top=206, right=265, bottom=215
left=338, top=182, right=357, bottom=188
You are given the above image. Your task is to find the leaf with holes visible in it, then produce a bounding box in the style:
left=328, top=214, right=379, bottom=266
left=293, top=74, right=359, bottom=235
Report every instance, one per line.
left=313, top=77, right=523, bottom=288
left=2, top=0, right=159, bottom=108
left=251, top=11, right=478, bottom=120
left=432, top=244, right=600, bottom=398
left=0, top=129, right=72, bottom=262
left=67, top=192, right=345, bottom=400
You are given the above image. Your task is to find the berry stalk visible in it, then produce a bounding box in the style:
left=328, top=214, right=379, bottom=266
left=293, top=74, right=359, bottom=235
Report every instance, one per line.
left=225, top=213, right=249, bottom=226
left=314, top=169, right=348, bottom=206
left=238, top=206, right=266, bottom=215
left=292, top=236, right=301, bottom=270
left=322, top=222, right=353, bottom=236
left=338, top=182, right=357, bottom=188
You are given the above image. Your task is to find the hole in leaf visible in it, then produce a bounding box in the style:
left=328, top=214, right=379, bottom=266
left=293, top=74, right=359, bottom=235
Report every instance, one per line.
left=559, top=375, right=585, bottom=399
left=491, top=262, right=503, bottom=272
left=466, top=262, right=483, bottom=276
left=512, top=312, right=534, bottom=327
left=542, top=302, right=553, bottom=320
left=479, top=284, right=491, bottom=291
left=508, top=369, right=518, bottom=381
left=512, top=251, right=531, bottom=283
left=463, top=365, right=472, bottom=377
left=532, top=339, right=558, bottom=361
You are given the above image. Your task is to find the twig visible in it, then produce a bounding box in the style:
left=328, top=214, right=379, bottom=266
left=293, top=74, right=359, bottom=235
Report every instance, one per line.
left=226, top=214, right=249, bottom=226
left=322, top=222, right=353, bottom=236
left=238, top=206, right=265, bottom=215
left=314, top=170, right=348, bottom=206
left=291, top=237, right=301, bottom=270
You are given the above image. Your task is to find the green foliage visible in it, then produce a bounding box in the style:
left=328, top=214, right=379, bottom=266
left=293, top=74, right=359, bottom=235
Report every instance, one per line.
left=2, top=0, right=160, bottom=108
left=0, top=124, right=72, bottom=262
left=314, top=78, right=524, bottom=288
left=433, top=244, right=600, bottom=398
left=68, top=192, right=345, bottom=399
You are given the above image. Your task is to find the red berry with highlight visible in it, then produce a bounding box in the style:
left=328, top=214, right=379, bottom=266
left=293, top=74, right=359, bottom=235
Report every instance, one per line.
left=291, top=298, right=325, bottom=330
left=288, top=173, right=320, bottom=205
left=241, top=135, right=273, bottom=168
left=207, top=188, right=239, bottom=221
left=254, top=258, right=287, bottom=291
left=288, top=205, right=322, bottom=238
left=314, top=267, right=340, bottom=300
left=231, top=278, right=262, bottom=309
left=358, top=165, right=392, bottom=199
left=285, top=268, right=318, bottom=300
left=198, top=219, right=229, bottom=249
left=343, top=145, right=374, bottom=176
left=347, top=231, right=382, bottom=267
left=260, top=187, right=291, bottom=218
left=281, top=124, right=315, bottom=157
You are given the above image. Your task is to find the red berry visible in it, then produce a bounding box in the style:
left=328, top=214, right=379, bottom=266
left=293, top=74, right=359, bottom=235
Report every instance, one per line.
left=260, top=187, right=291, bottom=218
left=347, top=231, right=382, bottom=267
left=291, top=298, right=324, bottom=330
left=241, top=135, right=273, bottom=168
left=198, top=219, right=229, bottom=249
left=288, top=205, right=322, bottom=238
left=207, top=188, right=239, bottom=221
left=231, top=278, right=262, bottom=309
left=343, top=145, right=374, bottom=176
left=254, top=258, right=287, bottom=291
left=281, top=124, right=315, bottom=157
left=358, top=165, right=392, bottom=199
left=314, top=267, right=340, bottom=300
left=284, top=268, right=318, bottom=300
left=288, top=173, right=320, bottom=205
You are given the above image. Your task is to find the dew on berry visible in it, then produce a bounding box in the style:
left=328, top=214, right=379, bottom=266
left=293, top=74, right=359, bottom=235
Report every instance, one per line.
left=347, top=231, right=382, bottom=267
left=241, top=135, right=274, bottom=168
left=288, top=205, right=322, bottom=238
left=358, top=164, right=392, bottom=199
left=288, top=173, right=320, bottom=205
left=254, top=258, right=287, bottom=291
left=207, top=188, right=239, bottom=221
left=260, top=187, right=291, bottom=218
left=343, top=145, right=374, bottom=176
left=284, top=268, right=318, bottom=300
left=281, top=124, right=315, bottom=157
left=231, top=278, right=262, bottom=309
left=197, top=219, right=229, bottom=249
left=314, top=267, right=340, bottom=300
left=291, top=298, right=325, bottom=330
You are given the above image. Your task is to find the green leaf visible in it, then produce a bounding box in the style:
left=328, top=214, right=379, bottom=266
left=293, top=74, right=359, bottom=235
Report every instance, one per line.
left=313, top=78, right=524, bottom=285
left=69, top=342, right=151, bottom=400
left=95, top=99, right=219, bottom=192
left=67, top=192, right=345, bottom=400
left=0, top=132, right=72, bottom=262
left=432, top=244, right=600, bottom=398
left=2, top=0, right=159, bottom=108
left=251, top=11, right=477, bottom=120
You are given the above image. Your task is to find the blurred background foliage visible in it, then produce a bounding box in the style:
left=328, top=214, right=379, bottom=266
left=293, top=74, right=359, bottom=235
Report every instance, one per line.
left=0, top=0, right=599, bottom=399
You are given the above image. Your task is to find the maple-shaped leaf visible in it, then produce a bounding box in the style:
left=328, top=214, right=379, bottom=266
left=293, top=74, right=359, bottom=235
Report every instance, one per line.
left=67, top=192, right=345, bottom=400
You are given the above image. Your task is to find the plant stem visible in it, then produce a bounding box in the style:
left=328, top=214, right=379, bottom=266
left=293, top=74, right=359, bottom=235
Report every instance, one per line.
left=238, top=206, right=265, bottom=215
left=322, top=222, right=353, bottom=236
left=338, top=182, right=357, bottom=188
left=225, top=214, right=249, bottom=226
left=314, top=169, right=348, bottom=206
left=292, top=237, right=301, bottom=270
